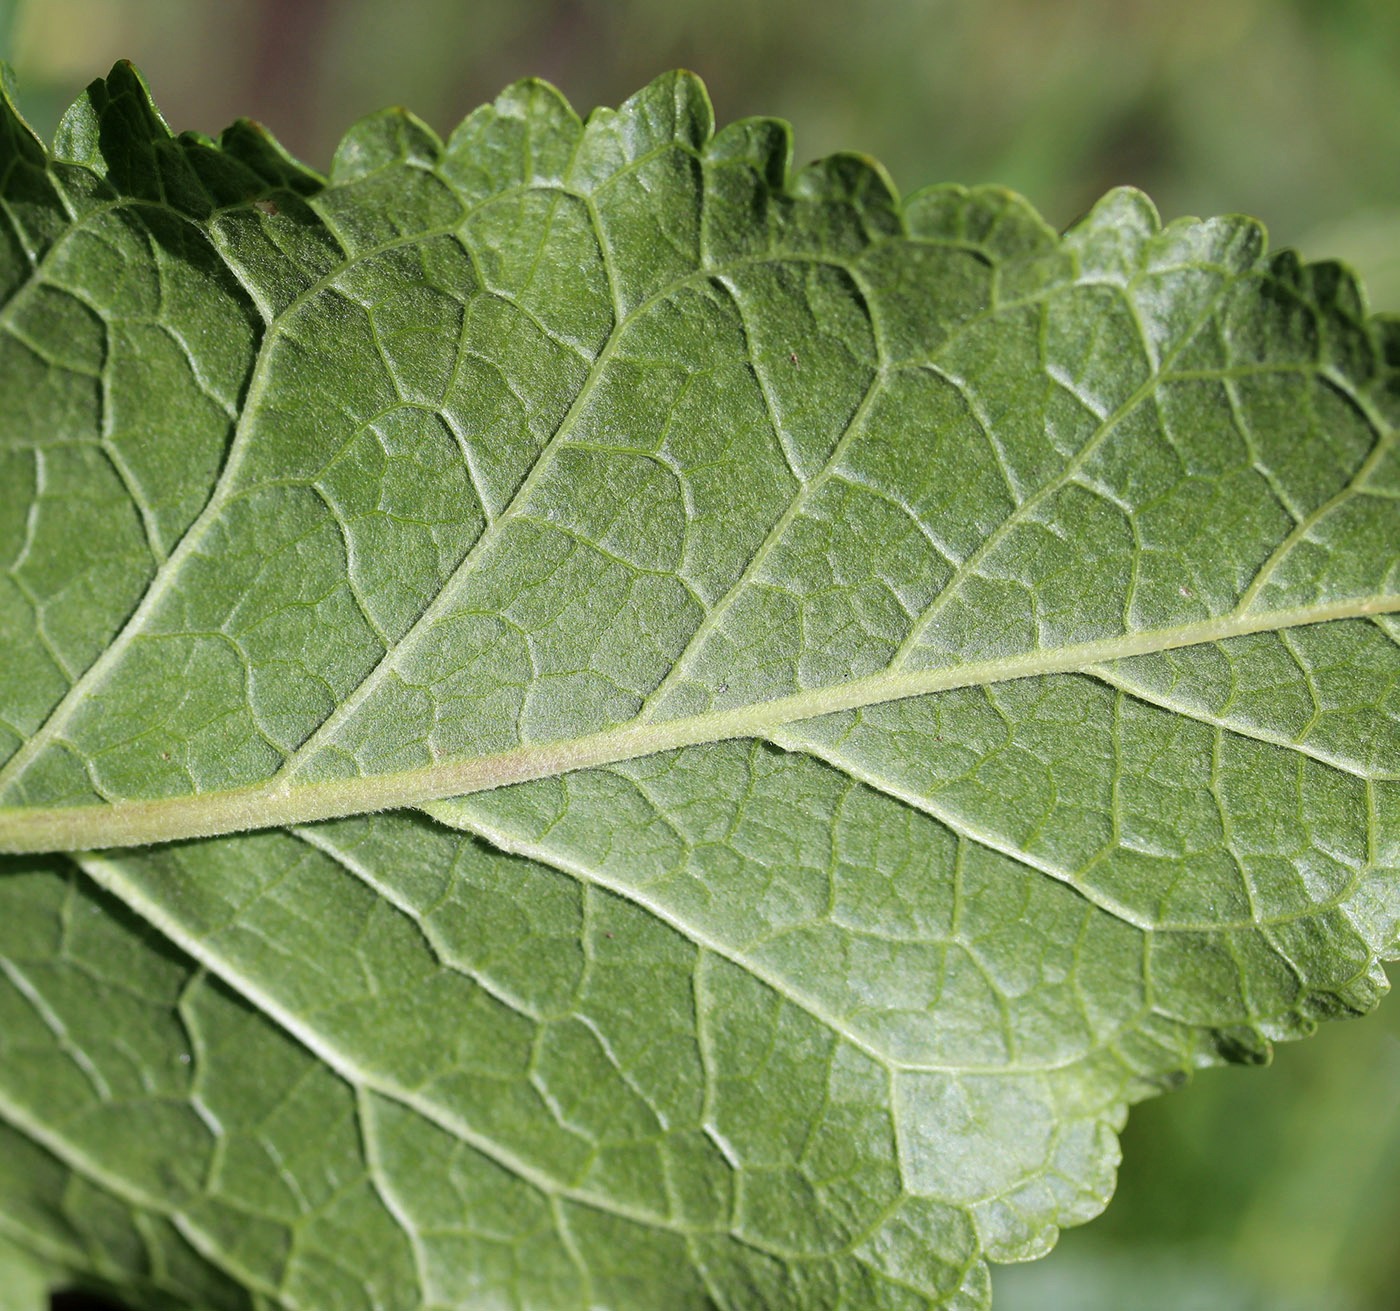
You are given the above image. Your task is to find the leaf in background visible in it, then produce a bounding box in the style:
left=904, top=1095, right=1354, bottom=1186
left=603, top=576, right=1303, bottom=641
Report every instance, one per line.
left=0, top=62, right=1397, bottom=1310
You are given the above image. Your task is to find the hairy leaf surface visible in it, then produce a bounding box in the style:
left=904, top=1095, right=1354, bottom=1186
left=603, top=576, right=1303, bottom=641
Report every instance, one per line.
left=0, top=63, right=1397, bottom=1310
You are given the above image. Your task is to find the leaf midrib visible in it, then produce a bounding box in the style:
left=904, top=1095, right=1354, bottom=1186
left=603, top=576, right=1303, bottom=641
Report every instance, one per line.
left=5, top=128, right=1395, bottom=858
left=2, top=596, right=1393, bottom=854
left=0, top=208, right=1023, bottom=811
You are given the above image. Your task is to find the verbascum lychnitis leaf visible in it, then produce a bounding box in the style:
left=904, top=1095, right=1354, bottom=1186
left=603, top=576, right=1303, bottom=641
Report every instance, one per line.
left=0, top=63, right=1396, bottom=1310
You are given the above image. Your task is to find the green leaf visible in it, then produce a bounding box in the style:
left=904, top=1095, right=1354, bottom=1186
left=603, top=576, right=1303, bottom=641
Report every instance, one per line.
left=0, top=1234, right=53, bottom=1311
left=0, top=62, right=1397, bottom=1310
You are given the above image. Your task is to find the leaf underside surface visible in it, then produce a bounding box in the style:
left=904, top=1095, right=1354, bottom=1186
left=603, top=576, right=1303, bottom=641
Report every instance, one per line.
left=0, top=61, right=1397, bottom=1311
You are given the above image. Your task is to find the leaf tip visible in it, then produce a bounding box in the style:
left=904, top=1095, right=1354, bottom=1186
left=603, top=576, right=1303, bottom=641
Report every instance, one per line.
left=573, top=68, right=716, bottom=185
left=791, top=149, right=902, bottom=232
left=52, top=57, right=173, bottom=169
left=330, top=105, right=444, bottom=183
left=219, top=116, right=326, bottom=193
left=707, top=112, right=794, bottom=191
left=903, top=182, right=1059, bottom=257
left=613, top=68, right=715, bottom=148
left=1070, top=184, right=1162, bottom=241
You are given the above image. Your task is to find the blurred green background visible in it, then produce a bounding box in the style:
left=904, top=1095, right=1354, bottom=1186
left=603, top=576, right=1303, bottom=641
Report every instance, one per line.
left=3, top=2, right=1399, bottom=1308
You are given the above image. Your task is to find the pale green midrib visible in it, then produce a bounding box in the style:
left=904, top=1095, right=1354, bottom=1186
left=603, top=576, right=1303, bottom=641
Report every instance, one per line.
left=0, top=205, right=1027, bottom=823
left=1, top=596, right=1394, bottom=854
left=0, top=127, right=1207, bottom=806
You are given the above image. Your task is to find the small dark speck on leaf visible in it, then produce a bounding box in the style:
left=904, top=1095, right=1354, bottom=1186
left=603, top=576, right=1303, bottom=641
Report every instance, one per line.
left=789, top=351, right=799, bottom=368
left=160, top=751, right=170, bottom=760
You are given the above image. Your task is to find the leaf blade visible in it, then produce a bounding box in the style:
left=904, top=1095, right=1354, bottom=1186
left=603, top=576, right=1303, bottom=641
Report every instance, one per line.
left=0, top=63, right=1397, bottom=1311
left=2, top=69, right=1396, bottom=845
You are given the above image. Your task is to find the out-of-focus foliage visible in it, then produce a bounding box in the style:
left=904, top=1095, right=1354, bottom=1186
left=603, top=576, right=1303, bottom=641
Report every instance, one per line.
left=998, top=994, right=1400, bottom=1310
left=3, top=3, right=1397, bottom=1308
